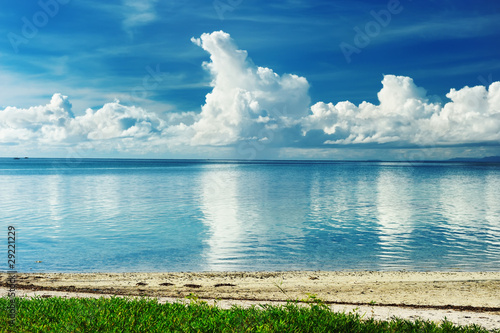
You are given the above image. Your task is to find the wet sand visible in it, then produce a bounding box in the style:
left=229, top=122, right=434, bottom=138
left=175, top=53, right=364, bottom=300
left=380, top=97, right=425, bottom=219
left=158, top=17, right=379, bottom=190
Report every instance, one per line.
left=1, top=271, right=499, bottom=330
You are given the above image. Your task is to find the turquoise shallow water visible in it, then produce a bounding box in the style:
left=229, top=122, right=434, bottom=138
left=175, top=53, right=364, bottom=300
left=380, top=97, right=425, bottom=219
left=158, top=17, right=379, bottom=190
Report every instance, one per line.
left=1, top=158, right=499, bottom=272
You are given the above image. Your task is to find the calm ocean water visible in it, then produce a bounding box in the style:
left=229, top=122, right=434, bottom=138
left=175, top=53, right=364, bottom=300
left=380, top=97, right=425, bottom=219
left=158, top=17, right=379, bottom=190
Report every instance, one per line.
left=1, top=158, right=499, bottom=272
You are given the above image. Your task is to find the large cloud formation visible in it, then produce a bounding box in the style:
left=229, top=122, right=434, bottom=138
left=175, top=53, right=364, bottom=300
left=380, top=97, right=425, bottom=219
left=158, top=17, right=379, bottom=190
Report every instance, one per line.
left=1, top=30, right=499, bottom=158
left=189, top=31, right=310, bottom=146
left=0, top=94, right=167, bottom=154
left=303, top=76, right=500, bottom=147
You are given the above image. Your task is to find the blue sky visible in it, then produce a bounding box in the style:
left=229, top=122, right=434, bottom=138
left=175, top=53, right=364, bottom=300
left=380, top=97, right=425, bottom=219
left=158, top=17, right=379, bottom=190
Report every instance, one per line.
left=1, top=0, right=499, bottom=160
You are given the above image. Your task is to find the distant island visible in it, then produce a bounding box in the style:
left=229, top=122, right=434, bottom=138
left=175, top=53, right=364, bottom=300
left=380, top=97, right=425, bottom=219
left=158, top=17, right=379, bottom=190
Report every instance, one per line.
left=447, top=156, right=500, bottom=163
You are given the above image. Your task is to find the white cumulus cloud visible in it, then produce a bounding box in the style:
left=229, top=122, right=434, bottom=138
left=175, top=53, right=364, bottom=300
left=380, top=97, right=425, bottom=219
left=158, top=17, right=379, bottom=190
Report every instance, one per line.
left=1, top=31, right=499, bottom=159
left=0, top=93, right=74, bottom=144
left=188, top=31, right=310, bottom=146
left=302, top=75, right=500, bottom=147
left=0, top=95, right=167, bottom=154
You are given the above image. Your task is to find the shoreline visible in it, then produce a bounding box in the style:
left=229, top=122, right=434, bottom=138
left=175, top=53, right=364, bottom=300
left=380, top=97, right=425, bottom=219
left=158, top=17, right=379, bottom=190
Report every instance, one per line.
left=2, top=271, right=500, bottom=330
left=1, top=271, right=499, bottom=308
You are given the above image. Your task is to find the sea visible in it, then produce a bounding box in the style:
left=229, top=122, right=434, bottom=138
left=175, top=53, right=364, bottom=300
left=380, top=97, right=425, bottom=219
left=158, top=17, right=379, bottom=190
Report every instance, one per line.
left=1, top=158, right=499, bottom=273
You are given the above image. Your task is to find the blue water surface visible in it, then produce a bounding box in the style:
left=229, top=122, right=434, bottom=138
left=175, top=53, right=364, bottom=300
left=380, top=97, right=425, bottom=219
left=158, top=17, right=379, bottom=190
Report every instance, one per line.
left=1, top=158, right=499, bottom=272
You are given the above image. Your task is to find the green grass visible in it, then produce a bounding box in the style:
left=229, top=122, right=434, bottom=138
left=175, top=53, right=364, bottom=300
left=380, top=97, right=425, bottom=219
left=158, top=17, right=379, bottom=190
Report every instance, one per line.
left=1, top=296, right=496, bottom=332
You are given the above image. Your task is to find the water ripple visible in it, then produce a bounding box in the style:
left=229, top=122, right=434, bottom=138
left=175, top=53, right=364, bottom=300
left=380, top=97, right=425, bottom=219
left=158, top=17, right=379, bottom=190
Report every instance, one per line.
left=1, top=159, right=499, bottom=272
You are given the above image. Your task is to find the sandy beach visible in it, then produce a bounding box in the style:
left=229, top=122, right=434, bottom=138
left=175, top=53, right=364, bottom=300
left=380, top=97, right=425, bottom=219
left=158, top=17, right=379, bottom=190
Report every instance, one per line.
left=2, top=271, right=500, bottom=330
